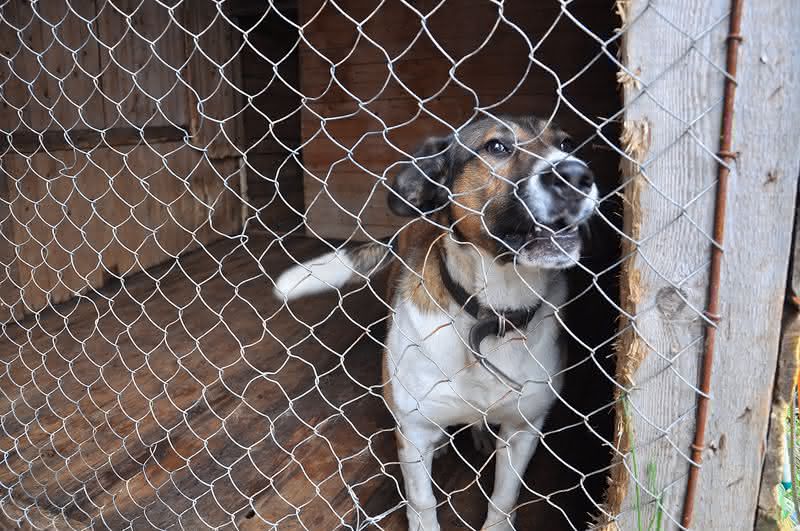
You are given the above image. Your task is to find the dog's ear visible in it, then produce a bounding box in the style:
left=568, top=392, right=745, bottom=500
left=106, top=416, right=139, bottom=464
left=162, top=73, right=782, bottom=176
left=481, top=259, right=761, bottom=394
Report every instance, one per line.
left=388, top=135, right=453, bottom=217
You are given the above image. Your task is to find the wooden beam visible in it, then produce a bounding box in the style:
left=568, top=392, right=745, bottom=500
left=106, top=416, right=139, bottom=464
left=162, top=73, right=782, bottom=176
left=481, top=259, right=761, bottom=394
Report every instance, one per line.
left=0, top=125, right=188, bottom=154
left=607, top=0, right=800, bottom=529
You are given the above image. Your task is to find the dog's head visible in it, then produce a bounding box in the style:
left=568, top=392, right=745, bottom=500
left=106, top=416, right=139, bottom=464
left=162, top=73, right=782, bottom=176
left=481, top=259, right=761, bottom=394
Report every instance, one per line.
left=388, top=115, right=598, bottom=269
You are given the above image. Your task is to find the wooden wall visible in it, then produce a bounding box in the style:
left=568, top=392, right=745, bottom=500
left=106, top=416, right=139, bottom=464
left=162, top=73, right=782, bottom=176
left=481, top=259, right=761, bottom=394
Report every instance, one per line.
left=229, top=2, right=305, bottom=235
left=297, top=0, right=619, bottom=241
left=0, top=0, right=244, bottom=320
left=608, top=1, right=800, bottom=529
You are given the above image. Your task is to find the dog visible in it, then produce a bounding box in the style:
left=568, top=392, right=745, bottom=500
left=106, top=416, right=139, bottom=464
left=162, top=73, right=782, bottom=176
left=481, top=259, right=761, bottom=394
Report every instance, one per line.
left=273, top=115, right=597, bottom=530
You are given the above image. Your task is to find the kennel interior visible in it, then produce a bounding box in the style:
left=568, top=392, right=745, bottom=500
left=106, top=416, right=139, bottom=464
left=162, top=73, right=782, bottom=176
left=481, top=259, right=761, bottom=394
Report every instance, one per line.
left=0, top=0, right=797, bottom=530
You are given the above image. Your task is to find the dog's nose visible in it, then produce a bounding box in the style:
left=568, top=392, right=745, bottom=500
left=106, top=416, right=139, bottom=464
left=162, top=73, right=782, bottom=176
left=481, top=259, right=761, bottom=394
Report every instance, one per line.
left=542, top=160, right=594, bottom=195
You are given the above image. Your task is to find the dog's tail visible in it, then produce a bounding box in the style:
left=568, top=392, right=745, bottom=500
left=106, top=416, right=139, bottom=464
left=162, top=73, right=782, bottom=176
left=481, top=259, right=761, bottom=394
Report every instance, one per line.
left=273, top=239, right=395, bottom=301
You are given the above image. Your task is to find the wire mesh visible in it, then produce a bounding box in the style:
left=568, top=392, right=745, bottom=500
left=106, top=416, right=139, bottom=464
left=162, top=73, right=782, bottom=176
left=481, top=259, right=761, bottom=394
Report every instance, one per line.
left=0, top=0, right=736, bottom=529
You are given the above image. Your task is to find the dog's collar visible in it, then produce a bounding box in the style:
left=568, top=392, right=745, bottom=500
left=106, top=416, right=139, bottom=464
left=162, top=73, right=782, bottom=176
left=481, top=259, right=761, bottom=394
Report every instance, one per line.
left=437, top=246, right=545, bottom=391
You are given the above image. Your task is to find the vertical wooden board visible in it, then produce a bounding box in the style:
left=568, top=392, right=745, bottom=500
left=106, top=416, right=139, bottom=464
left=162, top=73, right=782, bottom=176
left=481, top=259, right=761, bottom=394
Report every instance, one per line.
left=96, top=143, right=242, bottom=276
left=0, top=1, right=32, bottom=134
left=690, top=2, right=800, bottom=529
left=0, top=174, right=22, bottom=322
left=4, top=151, right=83, bottom=311
left=2, top=143, right=241, bottom=315
left=610, top=0, right=800, bottom=529
left=95, top=0, right=187, bottom=130
left=0, top=0, right=105, bottom=133
left=182, top=0, right=245, bottom=159
left=612, top=1, right=730, bottom=527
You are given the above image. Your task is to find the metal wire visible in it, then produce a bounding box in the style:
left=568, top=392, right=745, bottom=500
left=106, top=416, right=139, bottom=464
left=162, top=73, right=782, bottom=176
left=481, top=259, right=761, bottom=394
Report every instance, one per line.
left=0, top=0, right=736, bottom=529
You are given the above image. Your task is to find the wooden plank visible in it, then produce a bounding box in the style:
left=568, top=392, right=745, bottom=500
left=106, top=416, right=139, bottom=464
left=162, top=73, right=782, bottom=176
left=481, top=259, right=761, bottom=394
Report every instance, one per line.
left=297, top=0, right=613, bottom=62
left=182, top=0, right=245, bottom=159
left=609, top=1, right=800, bottom=529
left=0, top=233, right=608, bottom=530
left=0, top=125, right=187, bottom=154
left=1, top=143, right=241, bottom=315
left=689, top=1, right=800, bottom=529
left=0, top=174, right=22, bottom=322
left=300, top=96, right=613, bottom=172
left=0, top=235, right=390, bottom=529
left=95, top=0, right=188, bottom=130
left=609, top=1, right=729, bottom=526
left=0, top=0, right=106, bottom=133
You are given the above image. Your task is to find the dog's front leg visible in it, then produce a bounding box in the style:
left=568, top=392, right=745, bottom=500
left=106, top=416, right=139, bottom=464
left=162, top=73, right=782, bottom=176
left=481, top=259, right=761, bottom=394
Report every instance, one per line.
left=396, top=422, right=442, bottom=531
left=481, top=419, right=545, bottom=531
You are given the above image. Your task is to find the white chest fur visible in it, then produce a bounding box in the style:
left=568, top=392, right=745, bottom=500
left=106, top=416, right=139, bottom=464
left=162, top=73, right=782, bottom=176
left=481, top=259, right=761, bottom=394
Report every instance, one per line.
left=385, top=244, right=568, bottom=429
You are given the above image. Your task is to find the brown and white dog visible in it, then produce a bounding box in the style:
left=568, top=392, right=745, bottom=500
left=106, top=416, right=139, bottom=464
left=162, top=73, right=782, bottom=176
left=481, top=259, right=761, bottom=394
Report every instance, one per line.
left=273, top=115, right=597, bottom=530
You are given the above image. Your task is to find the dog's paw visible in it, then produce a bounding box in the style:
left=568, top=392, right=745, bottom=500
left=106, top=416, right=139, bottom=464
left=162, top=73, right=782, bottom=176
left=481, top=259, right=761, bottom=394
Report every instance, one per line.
left=470, top=425, right=497, bottom=456
left=406, top=507, right=441, bottom=531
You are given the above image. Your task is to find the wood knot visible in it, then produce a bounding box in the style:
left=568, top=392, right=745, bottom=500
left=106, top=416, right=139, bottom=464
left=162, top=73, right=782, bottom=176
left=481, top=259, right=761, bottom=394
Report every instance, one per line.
left=656, top=286, right=687, bottom=318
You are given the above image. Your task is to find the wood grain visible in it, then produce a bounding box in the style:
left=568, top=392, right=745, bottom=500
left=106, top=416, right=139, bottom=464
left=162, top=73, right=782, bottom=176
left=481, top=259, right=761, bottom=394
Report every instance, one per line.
left=94, top=0, right=188, bottom=130
left=0, top=234, right=615, bottom=530
left=613, top=0, right=800, bottom=529
left=0, top=0, right=108, bottom=133
left=182, top=0, right=245, bottom=159
left=0, top=174, right=22, bottom=322
left=0, top=125, right=187, bottom=154
left=0, top=0, right=247, bottom=319
left=0, top=143, right=240, bottom=316
left=692, top=1, right=800, bottom=529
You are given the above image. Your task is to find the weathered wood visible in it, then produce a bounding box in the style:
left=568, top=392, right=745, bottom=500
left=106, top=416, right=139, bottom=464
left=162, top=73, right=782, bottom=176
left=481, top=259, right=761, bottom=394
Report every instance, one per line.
left=0, top=175, right=22, bottom=323
left=610, top=1, right=800, bottom=529
left=297, top=0, right=619, bottom=241
left=755, top=308, right=800, bottom=530
left=692, top=1, right=800, bottom=529
left=0, top=143, right=240, bottom=315
left=183, top=0, right=245, bottom=159
left=790, top=193, right=800, bottom=301
left=0, top=0, right=106, bottom=133
left=0, top=235, right=613, bottom=530
left=0, top=0, right=248, bottom=319
left=0, top=125, right=187, bottom=154
left=95, top=0, right=188, bottom=129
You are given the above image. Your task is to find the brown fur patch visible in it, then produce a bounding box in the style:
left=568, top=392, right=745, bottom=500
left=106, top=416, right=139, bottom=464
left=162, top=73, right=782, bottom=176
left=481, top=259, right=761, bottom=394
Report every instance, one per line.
left=386, top=218, right=450, bottom=314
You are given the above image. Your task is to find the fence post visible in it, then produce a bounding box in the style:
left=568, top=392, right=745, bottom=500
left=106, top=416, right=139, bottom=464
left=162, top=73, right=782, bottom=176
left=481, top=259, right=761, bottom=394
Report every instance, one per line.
left=607, top=0, right=800, bottom=528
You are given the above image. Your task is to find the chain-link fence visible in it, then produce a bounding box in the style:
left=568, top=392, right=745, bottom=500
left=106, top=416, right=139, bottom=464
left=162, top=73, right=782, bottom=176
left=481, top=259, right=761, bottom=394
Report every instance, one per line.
left=0, top=0, right=796, bottom=530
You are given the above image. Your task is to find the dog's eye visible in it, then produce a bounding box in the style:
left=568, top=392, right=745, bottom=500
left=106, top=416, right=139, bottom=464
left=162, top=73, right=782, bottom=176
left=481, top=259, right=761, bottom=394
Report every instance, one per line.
left=485, top=140, right=510, bottom=155
left=560, top=137, right=576, bottom=153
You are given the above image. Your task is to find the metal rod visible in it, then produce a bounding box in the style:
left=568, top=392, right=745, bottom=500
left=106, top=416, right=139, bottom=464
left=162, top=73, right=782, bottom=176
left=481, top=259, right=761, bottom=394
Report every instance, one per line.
left=680, top=0, right=745, bottom=527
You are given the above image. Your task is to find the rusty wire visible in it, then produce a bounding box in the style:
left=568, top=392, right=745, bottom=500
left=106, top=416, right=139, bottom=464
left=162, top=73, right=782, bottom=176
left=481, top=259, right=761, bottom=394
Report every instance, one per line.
left=680, top=0, right=745, bottom=527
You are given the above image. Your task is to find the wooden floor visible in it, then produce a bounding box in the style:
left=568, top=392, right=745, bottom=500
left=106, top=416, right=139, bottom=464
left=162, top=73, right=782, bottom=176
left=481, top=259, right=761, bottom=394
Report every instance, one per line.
left=0, top=233, right=613, bottom=530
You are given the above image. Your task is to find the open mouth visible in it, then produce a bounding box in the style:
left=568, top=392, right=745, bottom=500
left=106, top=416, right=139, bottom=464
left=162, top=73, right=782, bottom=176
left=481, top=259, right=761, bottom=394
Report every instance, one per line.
left=499, top=225, right=583, bottom=266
